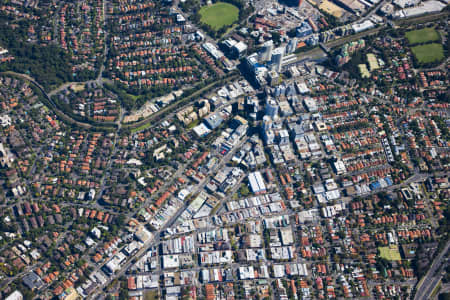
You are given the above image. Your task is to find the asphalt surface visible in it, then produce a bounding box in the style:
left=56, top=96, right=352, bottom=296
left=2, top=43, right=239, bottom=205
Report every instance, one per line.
left=414, top=240, right=450, bottom=300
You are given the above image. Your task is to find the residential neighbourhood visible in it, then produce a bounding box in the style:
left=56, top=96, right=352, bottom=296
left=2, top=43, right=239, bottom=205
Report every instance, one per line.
left=0, top=0, right=448, bottom=299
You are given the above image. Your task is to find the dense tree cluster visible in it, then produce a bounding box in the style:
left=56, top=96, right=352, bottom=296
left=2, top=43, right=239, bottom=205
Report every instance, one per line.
left=0, top=16, right=79, bottom=90
left=320, top=10, right=342, bottom=29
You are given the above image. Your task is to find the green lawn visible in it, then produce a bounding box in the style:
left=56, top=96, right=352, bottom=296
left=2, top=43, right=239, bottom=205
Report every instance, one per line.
left=187, top=119, right=200, bottom=129
left=199, top=2, right=239, bottom=30
left=411, top=43, right=445, bottom=64
left=130, top=122, right=152, bottom=133
left=379, top=246, right=401, bottom=261
left=405, top=28, right=440, bottom=45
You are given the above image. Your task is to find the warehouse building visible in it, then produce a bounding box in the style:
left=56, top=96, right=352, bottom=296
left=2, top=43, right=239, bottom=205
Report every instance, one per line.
left=248, top=171, right=267, bottom=195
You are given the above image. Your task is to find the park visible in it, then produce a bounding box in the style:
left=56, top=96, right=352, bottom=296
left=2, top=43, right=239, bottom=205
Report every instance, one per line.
left=411, top=43, right=444, bottom=64
left=379, top=246, right=401, bottom=261
left=199, top=2, right=239, bottom=31
left=405, top=27, right=440, bottom=45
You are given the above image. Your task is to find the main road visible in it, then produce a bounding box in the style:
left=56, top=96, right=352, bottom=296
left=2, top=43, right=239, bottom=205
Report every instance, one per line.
left=414, top=240, right=450, bottom=300
left=89, top=132, right=249, bottom=297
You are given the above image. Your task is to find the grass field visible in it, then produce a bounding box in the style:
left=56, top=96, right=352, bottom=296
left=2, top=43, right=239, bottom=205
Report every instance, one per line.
left=379, top=246, right=401, bottom=261
left=405, top=28, right=440, bottom=45
left=319, top=0, right=344, bottom=18
left=411, top=43, right=445, bottom=64
left=199, top=2, right=239, bottom=30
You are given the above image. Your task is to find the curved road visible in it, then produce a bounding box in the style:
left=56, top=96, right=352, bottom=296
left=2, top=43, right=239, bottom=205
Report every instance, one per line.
left=1, top=71, right=119, bottom=131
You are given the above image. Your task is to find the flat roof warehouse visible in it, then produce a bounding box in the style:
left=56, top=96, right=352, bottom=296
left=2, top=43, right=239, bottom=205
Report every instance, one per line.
left=248, top=171, right=266, bottom=195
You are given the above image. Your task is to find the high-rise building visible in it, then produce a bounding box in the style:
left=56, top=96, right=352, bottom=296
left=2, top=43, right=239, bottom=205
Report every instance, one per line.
left=265, top=97, right=279, bottom=118
left=262, top=116, right=275, bottom=145
left=296, top=22, right=313, bottom=38
left=262, top=115, right=273, bottom=131
left=264, top=129, right=275, bottom=145
left=268, top=70, right=280, bottom=87
left=286, top=38, right=298, bottom=54
left=277, top=129, right=290, bottom=145
left=271, top=47, right=284, bottom=72
left=259, top=40, right=273, bottom=62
